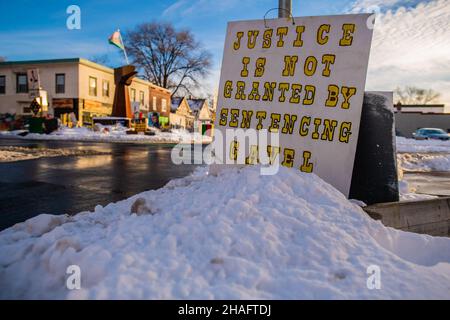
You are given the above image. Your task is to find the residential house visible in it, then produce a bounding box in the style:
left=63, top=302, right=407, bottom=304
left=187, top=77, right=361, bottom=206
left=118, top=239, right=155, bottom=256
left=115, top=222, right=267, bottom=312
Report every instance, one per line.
left=170, top=97, right=195, bottom=130
left=186, top=98, right=214, bottom=129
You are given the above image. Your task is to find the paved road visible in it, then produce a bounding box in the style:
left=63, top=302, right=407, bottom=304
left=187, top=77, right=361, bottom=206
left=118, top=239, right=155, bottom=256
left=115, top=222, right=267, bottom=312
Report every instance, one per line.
left=0, top=139, right=199, bottom=230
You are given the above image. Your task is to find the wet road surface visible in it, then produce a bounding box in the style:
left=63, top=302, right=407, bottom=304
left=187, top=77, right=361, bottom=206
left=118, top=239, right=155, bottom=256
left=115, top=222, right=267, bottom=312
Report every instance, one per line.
left=0, top=139, right=199, bottom=230
left=1, top=138, right=449, bottom=231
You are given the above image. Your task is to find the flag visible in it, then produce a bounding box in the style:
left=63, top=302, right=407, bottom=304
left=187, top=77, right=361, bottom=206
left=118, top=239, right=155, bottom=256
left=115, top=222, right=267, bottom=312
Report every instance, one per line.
left=109, top=30, right=125, bottom=50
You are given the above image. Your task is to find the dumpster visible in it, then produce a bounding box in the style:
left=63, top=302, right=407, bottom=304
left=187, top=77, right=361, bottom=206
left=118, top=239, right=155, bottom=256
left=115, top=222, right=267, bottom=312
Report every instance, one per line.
left=28, top=117, right=45, bottom=134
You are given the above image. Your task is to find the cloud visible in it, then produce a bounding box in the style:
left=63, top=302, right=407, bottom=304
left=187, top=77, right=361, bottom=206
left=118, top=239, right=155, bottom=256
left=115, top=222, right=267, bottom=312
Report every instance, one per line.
left=162, top=0, right=241, bottom=18
left=162, top=0, right=188, bottom=17
left=348, top=0, right=450, bottom=105
left=348, top=0, right=428, bottom=13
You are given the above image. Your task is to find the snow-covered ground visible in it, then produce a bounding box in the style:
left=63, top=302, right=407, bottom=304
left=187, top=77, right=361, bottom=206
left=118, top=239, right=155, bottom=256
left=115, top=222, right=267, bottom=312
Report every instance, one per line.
left=0, top=126, right=211, bottom=144
left=395, top=137, right=450, bottom=200
left=398, top=153, right=450, bottom=173
left=0, top=146, right=110, bottom=163
left=1, top=166, right=449, bottom=299
left=397, top=136, right=450, bottom=153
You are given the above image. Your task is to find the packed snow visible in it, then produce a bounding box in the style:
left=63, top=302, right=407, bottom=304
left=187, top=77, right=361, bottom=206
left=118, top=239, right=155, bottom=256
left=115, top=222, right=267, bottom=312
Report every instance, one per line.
left=0, top=126, right=211, bottom=144
left=1, top=166, right=449, bottom=299
left=397, top=136, right=450, bottom=153
left=398, top=179, right=438, bottom=201
left=397, top=153, right=450, bottom=173
left=0, top=146, right=110, bottom=163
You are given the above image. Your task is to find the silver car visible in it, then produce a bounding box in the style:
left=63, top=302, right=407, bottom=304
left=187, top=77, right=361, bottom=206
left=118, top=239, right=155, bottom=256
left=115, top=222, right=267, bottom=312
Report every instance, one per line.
left=412, top=128, right=450, bottom=141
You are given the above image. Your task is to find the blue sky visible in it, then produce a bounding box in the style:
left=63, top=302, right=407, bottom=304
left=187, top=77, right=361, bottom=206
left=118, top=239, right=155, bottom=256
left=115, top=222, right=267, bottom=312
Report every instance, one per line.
left=0, top=0, right=353, bottom=65
left=0, top=0, right=448, bottom=104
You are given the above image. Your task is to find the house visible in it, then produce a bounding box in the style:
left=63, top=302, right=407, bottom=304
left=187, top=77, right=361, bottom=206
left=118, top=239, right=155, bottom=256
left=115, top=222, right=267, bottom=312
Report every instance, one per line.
left=186, top=98, right=214, bottom=128
left=170, top=97, right=195, bottom=130
left=0, top=58, right=171, bottom=126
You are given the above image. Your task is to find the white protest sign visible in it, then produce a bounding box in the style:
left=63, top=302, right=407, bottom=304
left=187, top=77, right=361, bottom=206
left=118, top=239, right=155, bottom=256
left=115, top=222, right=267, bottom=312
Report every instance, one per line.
left=213, top=14, right=374, bottom=196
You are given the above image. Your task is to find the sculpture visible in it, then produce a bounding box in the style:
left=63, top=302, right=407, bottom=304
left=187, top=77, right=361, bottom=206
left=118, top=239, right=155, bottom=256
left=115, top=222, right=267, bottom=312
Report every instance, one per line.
left=111, top=65, right=138, bottom=119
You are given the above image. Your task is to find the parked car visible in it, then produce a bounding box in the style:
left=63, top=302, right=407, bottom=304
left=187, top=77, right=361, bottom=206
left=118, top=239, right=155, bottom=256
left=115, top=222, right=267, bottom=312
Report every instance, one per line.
left=412, top=128, right=450, bottom=140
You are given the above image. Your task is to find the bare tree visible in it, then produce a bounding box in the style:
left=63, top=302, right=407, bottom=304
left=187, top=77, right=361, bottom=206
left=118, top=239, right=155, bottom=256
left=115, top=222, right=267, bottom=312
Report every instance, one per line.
left=125, top=22, right=211, bottom=97
left=0, top=56, right=6, bottom=62
left=395, top=86, right=441, bottom=104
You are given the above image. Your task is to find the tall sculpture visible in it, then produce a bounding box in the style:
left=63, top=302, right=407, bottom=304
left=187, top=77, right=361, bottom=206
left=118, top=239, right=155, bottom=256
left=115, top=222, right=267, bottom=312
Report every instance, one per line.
left=111, top=65, right=138, bottom=119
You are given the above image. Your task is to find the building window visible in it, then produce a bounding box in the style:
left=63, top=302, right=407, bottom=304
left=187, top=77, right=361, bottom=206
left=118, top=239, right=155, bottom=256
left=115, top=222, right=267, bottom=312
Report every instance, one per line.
left=161, top=98, right=167, bottom=112
left=0, top=76, right=5, bottom=94
left=16, top=73, right=28, bottom=93
left=55, top=74, right=65, bottom=94
left=89, top=76, right=97, bottom=96
left=130, top=88, right=136, bottom=102
left=152, top=96, right=157, bottom=111
left=102, top=80, right=110, bottom=97
left=139, top=91, right=145, bottom=105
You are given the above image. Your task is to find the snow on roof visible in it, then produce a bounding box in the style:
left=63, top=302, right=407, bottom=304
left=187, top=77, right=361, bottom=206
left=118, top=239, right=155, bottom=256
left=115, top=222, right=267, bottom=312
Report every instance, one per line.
left=187, top=99, right=206, bottom=112
left=171, top=97, right=184, bottom=112
left=1, top=166, right=450, bottom=299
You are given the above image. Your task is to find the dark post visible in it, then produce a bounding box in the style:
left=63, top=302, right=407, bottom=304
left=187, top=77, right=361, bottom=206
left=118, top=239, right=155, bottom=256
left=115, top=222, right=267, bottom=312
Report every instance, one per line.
left=349, top=92, right=399, bottom=205
left=278, top=0, right=292, bottom=18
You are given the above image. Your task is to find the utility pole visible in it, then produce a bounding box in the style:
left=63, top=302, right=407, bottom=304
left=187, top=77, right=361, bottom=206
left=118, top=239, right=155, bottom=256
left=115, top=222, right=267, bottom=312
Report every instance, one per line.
left=278, top=0, right=292, bottom=18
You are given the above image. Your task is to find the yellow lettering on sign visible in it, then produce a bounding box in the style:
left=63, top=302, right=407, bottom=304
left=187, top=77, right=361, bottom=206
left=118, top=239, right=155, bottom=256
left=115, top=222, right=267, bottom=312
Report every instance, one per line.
left=317, top=24, right=330, bottom=45
left=233, top=32, right=244, bottom=50
left=340, top=24, right=355, bottom=46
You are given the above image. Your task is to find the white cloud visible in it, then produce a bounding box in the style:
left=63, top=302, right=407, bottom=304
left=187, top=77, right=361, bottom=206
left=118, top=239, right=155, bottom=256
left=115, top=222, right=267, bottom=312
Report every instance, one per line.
left=162, top=0, right=188, bottom=17
left=348, top=0, right=427, bottom=13
left=162, top=0, right=241, bottom=18
left=350, top=0, right=450, bottom=105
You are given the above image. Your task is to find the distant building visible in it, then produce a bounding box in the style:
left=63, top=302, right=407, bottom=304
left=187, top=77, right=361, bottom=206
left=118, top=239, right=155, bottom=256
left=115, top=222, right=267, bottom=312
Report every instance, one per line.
left=394, top=103, right=450, bottom=137
left=395, top=103, right=449, bottom=114
left=395, top=112, right=450, bottom=137
left=0, top=58, right=171, bottom=126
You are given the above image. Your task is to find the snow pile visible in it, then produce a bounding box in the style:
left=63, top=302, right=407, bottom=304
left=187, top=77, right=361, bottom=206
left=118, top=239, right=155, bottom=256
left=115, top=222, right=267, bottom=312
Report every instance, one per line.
left=398, top=153, right=450, bottom=173
left=398, top=179, right=437, bottom=201
left=0, top=126, right=211, bottom=144
left=0, top=146, right=110, bottom=163
left=397, top=137, right=450, bottom=153
left=1, top=166, right=450, bottom=299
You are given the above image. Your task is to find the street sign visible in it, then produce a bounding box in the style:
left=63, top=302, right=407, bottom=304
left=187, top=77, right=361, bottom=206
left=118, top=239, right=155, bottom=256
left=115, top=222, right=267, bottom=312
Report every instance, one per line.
left=213, top=14, right=374, bottom=196
left=29, top=98, right=41, bottom=116
left=27, top=68, right=40, bottom=92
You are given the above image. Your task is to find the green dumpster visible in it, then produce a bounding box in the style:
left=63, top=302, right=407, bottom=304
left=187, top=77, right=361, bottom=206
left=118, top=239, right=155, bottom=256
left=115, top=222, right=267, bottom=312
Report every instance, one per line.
left=28, top=117, right=45, bottom=134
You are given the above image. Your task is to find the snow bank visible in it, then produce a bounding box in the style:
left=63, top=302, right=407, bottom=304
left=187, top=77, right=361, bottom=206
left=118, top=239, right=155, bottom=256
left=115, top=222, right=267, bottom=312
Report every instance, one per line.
left=0, top=126, right=211, bottom=144
left=0, top=146, right=110, bottom=163
left=1, top=166, right=449, bottom=299
left=397, top=137, right=450, bottom=153
left=398, top=153, right=450, bottom=172
left=398, top=179, right=438, bottom=201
